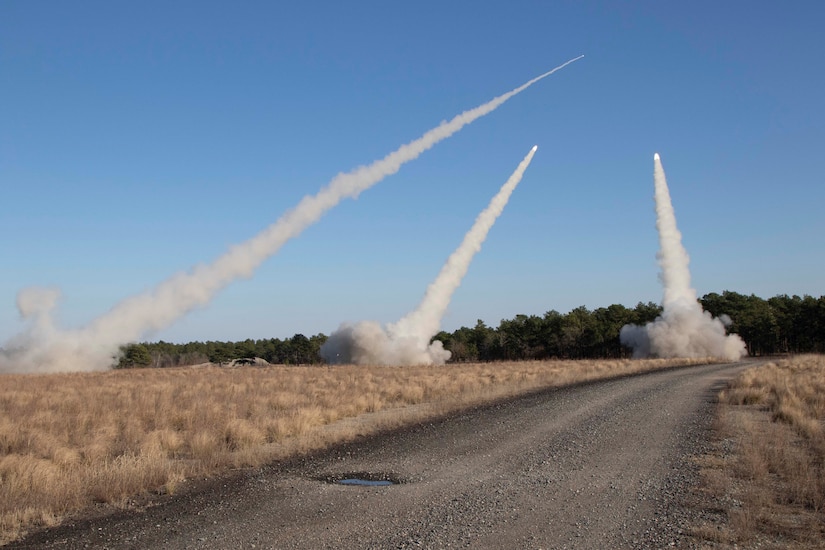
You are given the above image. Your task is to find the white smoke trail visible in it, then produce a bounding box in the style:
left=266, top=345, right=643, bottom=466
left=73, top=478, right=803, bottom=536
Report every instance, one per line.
left=321, top=145, right=538, bottom=366
left=0, top=57, right=582, bottom=374
left=620, top=153, right=746, bottom=361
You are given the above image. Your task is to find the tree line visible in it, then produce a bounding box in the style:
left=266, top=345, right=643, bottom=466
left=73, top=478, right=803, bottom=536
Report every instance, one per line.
left=700, top=292, right=824, bottom=356
left=117, top=333, right=329, bottom=368
left=116, top=291, right=824, bottom=368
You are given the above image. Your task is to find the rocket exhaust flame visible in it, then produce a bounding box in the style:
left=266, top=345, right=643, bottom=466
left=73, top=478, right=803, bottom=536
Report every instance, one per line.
left=619, top=154, right=746, bottom=360
left=1, top=57, right=582, bottom=373
left=321, top=146, right=538, bottom=366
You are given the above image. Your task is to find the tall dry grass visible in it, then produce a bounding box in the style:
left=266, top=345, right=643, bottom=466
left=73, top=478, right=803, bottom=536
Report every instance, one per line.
left=691, top=355, right=825, bottom=548
left=0, top=357, right=707, bottom=544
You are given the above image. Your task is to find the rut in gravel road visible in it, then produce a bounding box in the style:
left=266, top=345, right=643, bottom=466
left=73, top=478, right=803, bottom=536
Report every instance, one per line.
left=11, top=360, right=757, bottom=550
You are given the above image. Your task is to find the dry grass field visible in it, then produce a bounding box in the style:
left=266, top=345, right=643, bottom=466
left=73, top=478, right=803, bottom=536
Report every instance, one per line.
left=0, top=357, right=708, bottom=544
left=691, top=354, right=825, bottom=548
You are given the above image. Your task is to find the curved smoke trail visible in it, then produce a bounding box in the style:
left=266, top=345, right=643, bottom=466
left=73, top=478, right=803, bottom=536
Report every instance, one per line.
left=620, top=153, right=746, bottom=361
left=1, top=57, right=582, bottom=374
left=321, top=145, right=538, bottom=366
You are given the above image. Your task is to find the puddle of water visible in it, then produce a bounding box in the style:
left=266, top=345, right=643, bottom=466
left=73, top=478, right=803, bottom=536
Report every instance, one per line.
left=320, top=472, right=402, bottom=486
left=337, top=478, right=395, bottom=487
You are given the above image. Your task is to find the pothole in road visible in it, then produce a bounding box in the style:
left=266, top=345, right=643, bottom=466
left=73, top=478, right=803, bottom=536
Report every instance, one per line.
left=319, top=472, right=403, bottom=486
left=339, top=478, right=394, bottom=487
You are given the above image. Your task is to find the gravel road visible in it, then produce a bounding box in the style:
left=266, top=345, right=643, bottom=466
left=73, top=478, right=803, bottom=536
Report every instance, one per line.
left=10, top=360, right=756, bottom=549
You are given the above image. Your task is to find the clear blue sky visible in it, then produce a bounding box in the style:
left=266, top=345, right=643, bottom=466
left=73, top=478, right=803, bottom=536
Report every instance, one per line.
left=2, top=1, right=823, bottom=343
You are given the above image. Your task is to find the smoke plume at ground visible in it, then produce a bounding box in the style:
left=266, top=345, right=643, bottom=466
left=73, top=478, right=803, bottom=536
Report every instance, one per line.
left=0, top=58, right=582, bottom=374
left=620, top=153, right=746, bottom=361
left=321, top=146, right=537, bottom=366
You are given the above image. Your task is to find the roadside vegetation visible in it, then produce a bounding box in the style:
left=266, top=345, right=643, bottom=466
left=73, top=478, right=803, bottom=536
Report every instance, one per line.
left=0, top=357, right=709, bottom=544
left=691, top=355, right=825, bottom=548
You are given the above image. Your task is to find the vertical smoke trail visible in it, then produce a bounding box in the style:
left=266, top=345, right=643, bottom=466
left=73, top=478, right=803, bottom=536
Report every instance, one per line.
left=652, top=153, right=693, bottom=311
left=0, top=57, right=582, bottom=374
left=620, top=153, right=746, bottom=360
left=321, top=145, right=538, bottom=366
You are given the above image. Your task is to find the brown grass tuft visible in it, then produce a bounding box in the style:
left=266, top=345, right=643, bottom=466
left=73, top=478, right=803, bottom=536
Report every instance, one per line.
left=224, top=419, right=266, bottom=451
